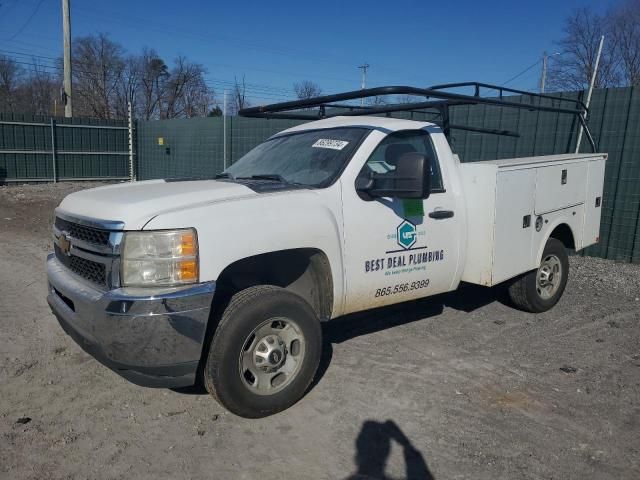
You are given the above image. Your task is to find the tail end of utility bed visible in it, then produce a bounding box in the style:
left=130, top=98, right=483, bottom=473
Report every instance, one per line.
left=459, top=153, right=607, bottom=287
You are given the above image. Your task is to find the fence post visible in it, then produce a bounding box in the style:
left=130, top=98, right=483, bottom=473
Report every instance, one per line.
left=50, top=118, right=57, bottom=183
left=223, top=90, right=228, bottom=170
left=128, top=102, right=135, bottom=182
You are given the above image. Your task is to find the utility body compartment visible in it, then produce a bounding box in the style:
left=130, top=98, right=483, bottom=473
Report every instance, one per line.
left=459, top=153, right=606, bottom=287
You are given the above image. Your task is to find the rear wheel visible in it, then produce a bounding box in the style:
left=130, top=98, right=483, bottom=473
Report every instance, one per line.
left=203, top=285, right=322, bottom=418
left=508, top=238, right=569, bottom=313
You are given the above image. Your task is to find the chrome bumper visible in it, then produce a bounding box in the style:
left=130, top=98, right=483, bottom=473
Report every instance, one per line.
left=46, top=253, right=215, bottom=388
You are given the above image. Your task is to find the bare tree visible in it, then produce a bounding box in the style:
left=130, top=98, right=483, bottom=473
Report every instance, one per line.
left=231, top=75, right=249, bottom=114
left=367, top=95, right=388, bottom=106
left=20, top=63, right=58, bottom=115
left=609, top=0, right=640, bottom=86
left=136, top=48, right=168, bottom=120
left=395, top=94, right=421, bottom=104
left=71, top=33, right=126, bottom=118
left=547, top=7, right=621, bottom=91
left=0, top=34, right=214, bottom=119
left=162, top=56, right=213, bottom=118
left=294, top=80, right=322, bottom=99
left=114, top=55, right=141, bottom=119
left=0, top=55, right=23, bottom=113
left=179, top=71, right=214, bottom=118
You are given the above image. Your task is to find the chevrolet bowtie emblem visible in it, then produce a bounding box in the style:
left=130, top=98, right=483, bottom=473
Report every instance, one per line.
left=59, top=232, right=71, bottom=256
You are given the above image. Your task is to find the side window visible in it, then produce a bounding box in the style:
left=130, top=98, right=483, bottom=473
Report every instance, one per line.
left=358, top=130, right=444, bottom=192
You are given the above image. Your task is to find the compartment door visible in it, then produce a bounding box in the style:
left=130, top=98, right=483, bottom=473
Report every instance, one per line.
left=582, top=159, right=606, bottom=248
left=492, top=169, right=536, bottom=284
left=534, top=163, right=588, bottom=214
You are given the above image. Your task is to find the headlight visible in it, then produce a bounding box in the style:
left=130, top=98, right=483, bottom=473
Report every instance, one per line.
left=121, top=229, right=199, bottom=287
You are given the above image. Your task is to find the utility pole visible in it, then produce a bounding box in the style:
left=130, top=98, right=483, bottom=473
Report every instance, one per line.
left=540, top=51, right=548, bottom=93
left=358, top=63, right=369, bottom=107
left=62, top=0, right=73, bottom=117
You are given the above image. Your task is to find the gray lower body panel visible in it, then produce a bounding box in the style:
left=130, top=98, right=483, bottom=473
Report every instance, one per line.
left=46, top=254, right=215, bottom=388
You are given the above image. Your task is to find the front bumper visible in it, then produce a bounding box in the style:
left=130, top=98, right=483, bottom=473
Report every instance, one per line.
left=46, top=253, right=215, bottom=388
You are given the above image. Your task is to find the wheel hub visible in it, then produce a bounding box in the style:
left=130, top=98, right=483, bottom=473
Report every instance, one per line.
left=539, top=266, right=553, bottom=283
left=536, top=254, right=562, bottom=300
left=254, top=334, right=287, bottom=372
left=239, top=317, right=306, bottom=395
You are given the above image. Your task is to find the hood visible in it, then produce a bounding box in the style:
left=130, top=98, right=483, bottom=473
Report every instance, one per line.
left=57, top=179, right=257, bottom=229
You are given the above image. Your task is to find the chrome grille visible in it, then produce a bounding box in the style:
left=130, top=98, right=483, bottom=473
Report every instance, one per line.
left=55, top=217, right=110, bottom=246
left=55, top=244, right=106, bottom=285
left=53, top=214, right=122, bottom=289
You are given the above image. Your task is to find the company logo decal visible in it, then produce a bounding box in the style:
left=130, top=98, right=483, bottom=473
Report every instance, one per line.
left=363, top=219, right=445, bottom=276
left=397, top=220, right=417, bottom=250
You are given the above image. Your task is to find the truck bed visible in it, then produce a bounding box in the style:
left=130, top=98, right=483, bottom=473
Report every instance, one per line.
left=459, top=153, right=607, bottom=286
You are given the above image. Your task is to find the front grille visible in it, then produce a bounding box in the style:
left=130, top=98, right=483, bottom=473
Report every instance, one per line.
left=55, top=244, right=107, bottom=285
left=55, top=217, right=110, bottom=246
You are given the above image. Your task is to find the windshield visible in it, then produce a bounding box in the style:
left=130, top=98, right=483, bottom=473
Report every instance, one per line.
left=224, top=127, right=370, bottom=187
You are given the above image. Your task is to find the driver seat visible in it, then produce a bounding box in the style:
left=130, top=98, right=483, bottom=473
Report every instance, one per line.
left=385, top=143, right=416, bottom=168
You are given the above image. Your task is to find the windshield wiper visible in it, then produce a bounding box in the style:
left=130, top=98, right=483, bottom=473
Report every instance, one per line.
left=233, top=173, right=313, bottom=188
left=236, top=174, right=287, bottom=183
left=214, top=172, right=235, bottom=179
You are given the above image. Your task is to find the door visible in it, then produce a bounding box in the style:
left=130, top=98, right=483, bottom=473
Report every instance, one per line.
left=341, top=129, right=460, bottom=314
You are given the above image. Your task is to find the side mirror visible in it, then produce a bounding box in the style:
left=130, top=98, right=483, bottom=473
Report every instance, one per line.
left=357, top=152, right=431, bottom=199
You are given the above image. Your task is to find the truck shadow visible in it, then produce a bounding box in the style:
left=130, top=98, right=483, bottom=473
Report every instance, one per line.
left=345, top=419, right=434, bottom=480
left=176, top=283, right=508, bottom=396
left=314, top=283, right=508, bottom=388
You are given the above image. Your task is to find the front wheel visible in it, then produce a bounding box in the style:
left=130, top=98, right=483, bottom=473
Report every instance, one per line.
left=508, top=238, right=569, bottom=313
left=203, top=285, right=322, bottom=418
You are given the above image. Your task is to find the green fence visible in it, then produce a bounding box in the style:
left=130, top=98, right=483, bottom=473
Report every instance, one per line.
left=136, top=116, right=304, bottom=180
left=0, top=113, right=131, bottom=182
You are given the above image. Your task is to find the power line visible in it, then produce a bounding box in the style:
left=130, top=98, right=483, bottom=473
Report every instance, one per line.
left=0, top=48, right=304, bottom=98
left=205, top=78, right=295, bottom=96
left=7, top=0, right=46, bottom=41
left=1, top=54, right=296, bottom=104
left=70, top=4, right=422, bottom=88
left=502, top=58, right=544, bottom=86
left=72, top=4, right=362, bottom=76
left=0, top=37, right=60, bottom=55
left=0, top=50, right=295, bottom=96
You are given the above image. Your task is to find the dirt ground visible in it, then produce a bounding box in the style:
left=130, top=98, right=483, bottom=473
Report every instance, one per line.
left=0, top=182, right=639, bottom=480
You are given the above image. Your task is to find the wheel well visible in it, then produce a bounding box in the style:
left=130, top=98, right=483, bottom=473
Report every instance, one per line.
left=549, top=223, right=575, bottom=250
left=212, top=248, right=334, bottom=321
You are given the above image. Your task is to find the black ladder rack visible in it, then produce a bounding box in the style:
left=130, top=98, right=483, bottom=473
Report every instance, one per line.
left=239, top=82, right=596, bottom=152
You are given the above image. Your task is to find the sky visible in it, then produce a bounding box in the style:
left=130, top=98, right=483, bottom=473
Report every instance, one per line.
left=0, top=0, right=619, bottom=106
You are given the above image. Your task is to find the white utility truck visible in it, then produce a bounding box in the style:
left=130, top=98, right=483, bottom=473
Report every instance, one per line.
left=47, top=84, right=606, bottom=417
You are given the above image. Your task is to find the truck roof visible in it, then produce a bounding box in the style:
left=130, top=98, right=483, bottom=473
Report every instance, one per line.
left=274, top=116, right=437, bottom=137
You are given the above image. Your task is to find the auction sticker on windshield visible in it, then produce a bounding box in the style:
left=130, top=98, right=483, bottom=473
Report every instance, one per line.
left=312, top=139, right=349, bottom=150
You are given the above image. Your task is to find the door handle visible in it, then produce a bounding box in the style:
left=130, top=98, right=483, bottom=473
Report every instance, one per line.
left=429, top=209, right=454, bottom=219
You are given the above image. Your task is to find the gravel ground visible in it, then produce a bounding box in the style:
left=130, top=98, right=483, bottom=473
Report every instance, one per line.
left=0, top=182, right=639, bottom=480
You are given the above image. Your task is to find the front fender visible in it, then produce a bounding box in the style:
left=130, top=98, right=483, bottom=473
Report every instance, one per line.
left=143, top=188, right=345, bottom=314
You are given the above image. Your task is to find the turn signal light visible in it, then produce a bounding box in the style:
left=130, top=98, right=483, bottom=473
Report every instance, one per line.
left=178, top=260, right=198, bottom=281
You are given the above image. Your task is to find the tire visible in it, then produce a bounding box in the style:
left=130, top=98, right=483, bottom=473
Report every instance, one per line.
left=508, top=238, right=569, bottom=313
left=203, top=285, right=322, bottom=418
